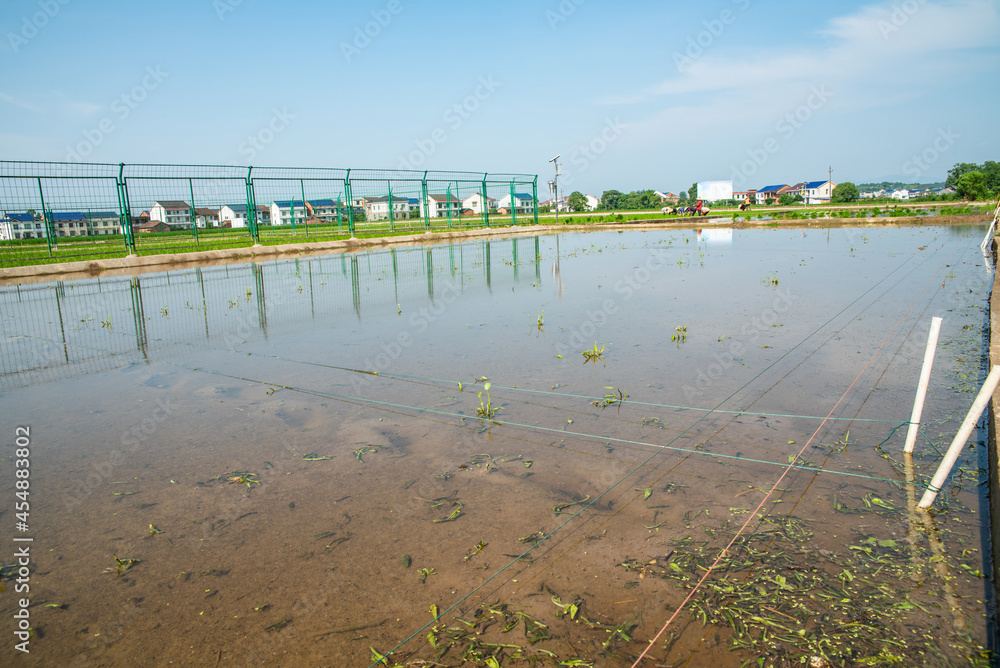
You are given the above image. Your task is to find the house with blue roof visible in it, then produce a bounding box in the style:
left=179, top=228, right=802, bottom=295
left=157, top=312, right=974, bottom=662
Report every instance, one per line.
left=50, top=211, right=121, bottom=236
left=755, top=185, right=787, bottom=205
left=0, top=212, right=45, bottom=240
left=496, top=192, right=535, bottom=215
left=802, top=180, right=835, bottom=205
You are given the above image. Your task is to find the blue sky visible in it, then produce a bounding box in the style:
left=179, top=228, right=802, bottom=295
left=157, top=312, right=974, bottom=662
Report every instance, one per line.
left=1, top=0, right=998, bottom=196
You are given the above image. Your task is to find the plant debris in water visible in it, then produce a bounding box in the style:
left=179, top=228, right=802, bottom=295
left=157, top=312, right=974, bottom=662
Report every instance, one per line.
left=618, top=513, right=990, bottom=666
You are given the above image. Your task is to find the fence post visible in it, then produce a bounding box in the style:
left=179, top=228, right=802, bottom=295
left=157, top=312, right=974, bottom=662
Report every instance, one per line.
left=35, top=177, right=53, bottom=256
left=446, top=184, right=453, bottom=229
left=509, top=182, right=517, bottom=226
left=482, top=173, right=489, bottom=228
left=246, top=166, right=259, bottom=244
left=532, top=176, right=539, bottom=226
left=300, top=179, right=309, bottom=238
left=388, top=183, right=394, bottom=232
left=345, top=170, right=355, bottom=237
left=422, top=171, right=429, bottom=232
left=117, top=163, right=136, bottom=254
left=188, top=178, right=198, bottom=244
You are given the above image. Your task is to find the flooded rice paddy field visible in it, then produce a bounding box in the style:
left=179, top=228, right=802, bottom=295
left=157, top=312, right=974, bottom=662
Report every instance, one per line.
left=0, top=225, right=996, bottom=667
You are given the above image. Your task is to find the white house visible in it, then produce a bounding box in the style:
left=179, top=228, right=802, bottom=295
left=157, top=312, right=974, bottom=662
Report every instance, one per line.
left=2, top=212, right=46, bottom=239
left=584, top=194, right=600, bottom=211
left=891, top=189, right=910, bottom=200
left=219, top=204, right=249, bottom=228
left=149, top=201, right=191, bottom=226
left=50, top=211, right=120, bottom=236
left=496, top=193, right=535, bottom=215
left=421, top=193, right=462, bottom=218
left=270, top=199, right=342, bottom=226
left=364, top=196, right=411, bottom=221
left=462, top=193, right=496, bottom=215
left=803, top=180, right=835, bottom=205
left=270, top=200, right=308, bottom=226
left=195, top=207, right=220, bottom=228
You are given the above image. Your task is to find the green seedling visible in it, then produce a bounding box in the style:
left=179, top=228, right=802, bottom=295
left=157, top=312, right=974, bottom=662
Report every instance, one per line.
left=553, top=495, right=590, bottom=515
left=761, top=272, right=779, bottom=286
left=671, top=325, right=687, bottom=343
left=417, top=567, right=436, bottom=584
left=226, top=472, right=260, bottom=490
left=353, top=444, right=383, bottom=463
left=433, top=500, right=463, bottom=523
left=476, top=382, right=500, bottom=420
left=146, top=524, right=163, bottom=537
left=303, top=453, right=335, bottom=461
left=592, top=387, right=627, bottom=413
left=401, top=555, right=412, bottom=568
left=110, top=554, right=140, bottom=577
left=551, top=595, right=580, bottom=620
left=101, top=315, right=112, bottom=330
left=464, top=540, right=487, bottom=562
left=264, top=618, right=289, bottom=632
left=581, top=343, right=605, bottom=366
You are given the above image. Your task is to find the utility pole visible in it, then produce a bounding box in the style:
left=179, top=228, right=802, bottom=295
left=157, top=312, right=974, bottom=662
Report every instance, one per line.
left=549, top=155, right=560, bottom=225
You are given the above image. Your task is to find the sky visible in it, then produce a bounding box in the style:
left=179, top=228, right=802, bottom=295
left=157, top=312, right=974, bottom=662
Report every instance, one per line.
left=1, top=0, right=998, bottom=196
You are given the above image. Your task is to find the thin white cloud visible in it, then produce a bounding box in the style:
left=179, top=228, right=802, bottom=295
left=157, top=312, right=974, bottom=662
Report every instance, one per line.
left=66, top=101, right=102, bottom=116
left=599, top=0, right=1000, bottom=106
left=0, top=91, right=46, bottom=115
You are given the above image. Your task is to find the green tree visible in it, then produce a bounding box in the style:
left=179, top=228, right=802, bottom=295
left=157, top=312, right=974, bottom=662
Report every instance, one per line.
left=567, top=191, right=588, bottom=212
left=678, top=190, right=687, bottom=201
left=956, top=171, right=990, bottom=201
left=946, top=162, right=981, bottom=188
left=689, top=182, right=698, bottom=202
left=982, top=161, right=1000, bottom=192
left=765, top=197, right=775, bottom=205
left=831, top=182, right=859, bottom=202
left=778, top=193, right=803, bottom=206
left=600, top=189, right=622, bottom=210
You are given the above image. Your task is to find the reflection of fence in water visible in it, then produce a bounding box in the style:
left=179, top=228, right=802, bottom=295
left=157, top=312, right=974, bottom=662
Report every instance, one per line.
left=0, top=236, right=543, bottom=389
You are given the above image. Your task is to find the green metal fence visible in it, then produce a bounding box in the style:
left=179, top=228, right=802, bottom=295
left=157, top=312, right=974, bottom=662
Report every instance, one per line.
left=0, top=161, right=538, bottom=267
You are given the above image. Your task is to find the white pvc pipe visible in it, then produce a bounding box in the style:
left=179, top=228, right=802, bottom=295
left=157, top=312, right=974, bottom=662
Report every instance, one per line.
left=904, top=317, right=943, bottom=454
left=919, top=365, right=1000, bottom=508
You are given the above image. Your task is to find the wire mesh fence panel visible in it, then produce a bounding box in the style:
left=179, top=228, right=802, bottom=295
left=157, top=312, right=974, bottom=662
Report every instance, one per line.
left=349, top=172, right=426, bottom=237
left=1, top=162, right=538, bottom=268
left=121, top=164, right=254, bottom=254
left=0, top=161, right=128, bottom=266
left=250, top=176, right=351, bottom=243
left=486, top=173, right=539, bottom=227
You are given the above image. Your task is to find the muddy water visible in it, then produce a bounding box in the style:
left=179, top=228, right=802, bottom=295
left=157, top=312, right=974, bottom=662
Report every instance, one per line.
left=0, top=225, right=995, bottom=667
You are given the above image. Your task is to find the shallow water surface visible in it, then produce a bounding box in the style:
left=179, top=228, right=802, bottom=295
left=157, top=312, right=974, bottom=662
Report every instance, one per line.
left=0, top=225, right=995, bottom=667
